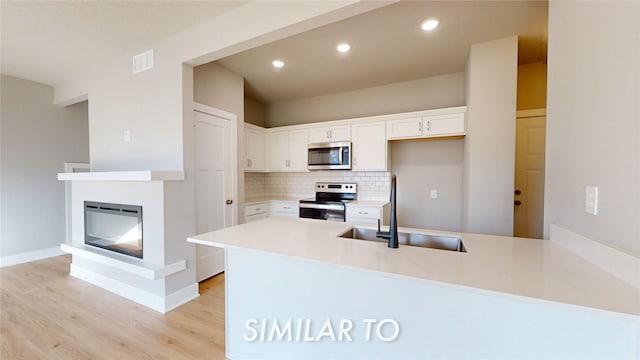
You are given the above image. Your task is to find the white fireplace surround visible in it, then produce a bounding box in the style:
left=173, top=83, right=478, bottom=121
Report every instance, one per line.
left=58, top=170, right=197, bottom=313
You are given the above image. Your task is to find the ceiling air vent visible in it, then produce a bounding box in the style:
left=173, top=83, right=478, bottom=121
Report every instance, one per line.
left=132, top=49, right=154, bottom=74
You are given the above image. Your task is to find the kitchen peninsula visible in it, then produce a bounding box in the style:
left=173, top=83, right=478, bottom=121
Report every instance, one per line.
left=187, top=217, right=640, bottom=359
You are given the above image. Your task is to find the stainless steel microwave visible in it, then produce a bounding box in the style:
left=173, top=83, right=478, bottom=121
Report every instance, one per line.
left=307, top=142, right=351, bottom=170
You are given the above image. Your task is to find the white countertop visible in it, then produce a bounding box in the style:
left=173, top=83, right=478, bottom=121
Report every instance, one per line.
left=245, top=197, right=301, bottom=205
left=347, top=200, right=390, bottom=207
left=57, top=170, right=185, bottom=181
left=187, top=217, right=640, bottom=317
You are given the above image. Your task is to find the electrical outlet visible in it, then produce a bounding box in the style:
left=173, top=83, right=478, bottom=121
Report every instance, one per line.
left=585, top=186, right=598, bottom=215
left=123, top=130, right=131, bottom=142
left=430, top=189, right=438, bottom=199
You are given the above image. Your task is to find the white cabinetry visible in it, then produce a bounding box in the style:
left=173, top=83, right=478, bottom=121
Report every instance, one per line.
left=423, top=113, right=465, bottom=137
left=245, top=202, right=269, bottom=223
left=386, top=117, right=422, bottom=139
left=270, top=201, right=299, bottom=217
left=245, top=125, right=265, bottom=172
left=346, top=202, right=390, bottom=225
left=308, top=125, right=351, bottom=143
left=351, top=121, right=387, bottom=171
left=267, top=129, right=308, bottom=172
left=386, top=111, right=465, bottom=140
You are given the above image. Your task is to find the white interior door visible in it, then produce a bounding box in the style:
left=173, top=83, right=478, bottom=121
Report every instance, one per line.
left=194, top=108, right=236, bottom=281
left=514, top=111, right=546, bottom=239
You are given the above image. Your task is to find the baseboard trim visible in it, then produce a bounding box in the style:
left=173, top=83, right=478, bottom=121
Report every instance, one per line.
left=69, top=264, right=198, bottom=313
left=550, top=224, right=640, bottom=288
left=0, top=246, right=65, bottom=268
left=165, top=283, right=200, bottom=313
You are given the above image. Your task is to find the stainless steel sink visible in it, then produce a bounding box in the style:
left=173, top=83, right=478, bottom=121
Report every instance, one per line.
left=338, top=227, right=466, bottom=252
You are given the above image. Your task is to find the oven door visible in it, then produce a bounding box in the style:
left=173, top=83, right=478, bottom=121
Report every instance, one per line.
left=299, top=203, right=345, bottom=221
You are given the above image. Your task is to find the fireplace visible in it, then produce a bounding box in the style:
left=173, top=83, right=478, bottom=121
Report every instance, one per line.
left=84, top=201, right=143, bottom=258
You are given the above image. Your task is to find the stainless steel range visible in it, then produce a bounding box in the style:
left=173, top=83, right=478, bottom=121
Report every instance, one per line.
left=299, top=183, right=357, bottom=221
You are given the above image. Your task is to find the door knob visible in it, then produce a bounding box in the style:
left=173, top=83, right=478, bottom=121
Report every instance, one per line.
left=514, top=190, right=522, bottom=195
left=226, top=199, right=233, bottom=205
left=514, top=200, right=522, bottom=206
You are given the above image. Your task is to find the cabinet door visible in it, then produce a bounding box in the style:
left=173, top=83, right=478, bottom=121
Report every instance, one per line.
left=245, top=127, right=265, bottom=171
left=328, top=125, right=351, bottom=142
left=386, top=117, right=422, bottom=139
left=352, top=122, right=387, bottom=171
left=423, top=113, right=465, bottom=137
left=267, top=131, right=289, bottom=171
left=288, top=129, right=309, bottom=172
left=308, top=127, right=330, bottom=144
left=308, top=125, right=351, bottom=143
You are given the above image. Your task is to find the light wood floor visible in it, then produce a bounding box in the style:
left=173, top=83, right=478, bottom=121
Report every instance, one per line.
left=1, top=255, right=227, bottom=359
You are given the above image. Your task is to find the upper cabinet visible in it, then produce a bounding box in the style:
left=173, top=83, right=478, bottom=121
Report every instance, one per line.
left=387, top=109, right=466, bottom=140
left=423, top=113, right=465, bottom=137
left=266, top=129, right=308, bottom=172
left=351, top=121, right=387, bottom=171
left=386, top=117, right=422, bottom=139
left=245, top=125, right=266, bottom=172
left=307, top=125, right=351, bottom=143
left=261, top=106, right=465, bottom=173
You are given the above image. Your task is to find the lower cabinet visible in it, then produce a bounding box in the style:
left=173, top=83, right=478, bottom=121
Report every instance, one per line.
left=346, top=202, right=390, bottom=225
left=245, top=202, right=269, bottom=223
left=270, top=200, right=299, bottom=217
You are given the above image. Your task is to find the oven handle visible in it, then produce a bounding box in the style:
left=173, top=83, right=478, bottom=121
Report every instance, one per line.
left=299, top=203, right=345, bottom=211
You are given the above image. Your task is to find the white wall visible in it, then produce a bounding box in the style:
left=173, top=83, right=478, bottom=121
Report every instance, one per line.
left=463, top=36, right=518, bottom=236
left=0, top=75, right=89, bottom=258
left=266, top=73, right=465, bottom=127
left=53, top=2, right=391, bottom=170
left=545, top=1, right=640, bottom=256
left=193, top=62, right=246, bottom=223
left=391, top=140, right=463, bottom=231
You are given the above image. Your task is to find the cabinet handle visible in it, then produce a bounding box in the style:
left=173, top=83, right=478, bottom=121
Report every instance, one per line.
left=255, top=208, right=262, bottom=211
left=427, top=120, right=431, bottom=132
left=283, top=206, right=290, bottom=209
left=419, top=122, right=422, bottom=133
left=358, top=211, right=369, bottom=215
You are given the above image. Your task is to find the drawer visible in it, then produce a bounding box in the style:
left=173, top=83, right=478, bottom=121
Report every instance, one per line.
left=346, top=206, right=382, bottom=220
left=245, top=202, right=269, bottom=216
left=270, top=201, right=299, bottom=216
left=245, top=212, right=268, bottom=223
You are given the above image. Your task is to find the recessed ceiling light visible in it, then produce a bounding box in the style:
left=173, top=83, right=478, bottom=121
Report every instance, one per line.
left=272, top=60, right=285, bottom=68
left=337, top=43, right=351, bottom=53
left=420, top=18, right=439, bottom=31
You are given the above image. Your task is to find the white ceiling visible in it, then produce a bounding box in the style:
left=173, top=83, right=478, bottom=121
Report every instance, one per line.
left=1, top=0, right=247, bottom=87
left=217, top=1, right=548, bottom=104
left=1, top=1, right=547, bottom=104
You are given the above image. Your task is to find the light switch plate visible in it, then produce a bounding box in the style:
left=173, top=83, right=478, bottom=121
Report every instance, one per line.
left=430, top=189, right=438, bottom=199
left=585, top=186, right=598, bottom=215
left=123, top=130, right=131, bottom=143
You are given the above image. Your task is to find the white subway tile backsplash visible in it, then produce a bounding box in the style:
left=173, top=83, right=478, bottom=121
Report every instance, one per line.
left=245, top=173, right=266, bottom=199
left=253, top=171, right=390, bottom=201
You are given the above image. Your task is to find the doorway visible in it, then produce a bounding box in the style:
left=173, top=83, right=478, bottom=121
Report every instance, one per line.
left=513, top=109, right=546, bottom=238
left=194, top=103, right=237, bottom=281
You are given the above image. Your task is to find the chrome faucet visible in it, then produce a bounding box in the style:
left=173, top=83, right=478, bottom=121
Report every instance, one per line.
left=376, top=175, right=398, bottom=248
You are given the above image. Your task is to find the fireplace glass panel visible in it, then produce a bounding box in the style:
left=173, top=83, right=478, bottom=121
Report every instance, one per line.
left=84, top=201, right=143, bottom=258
